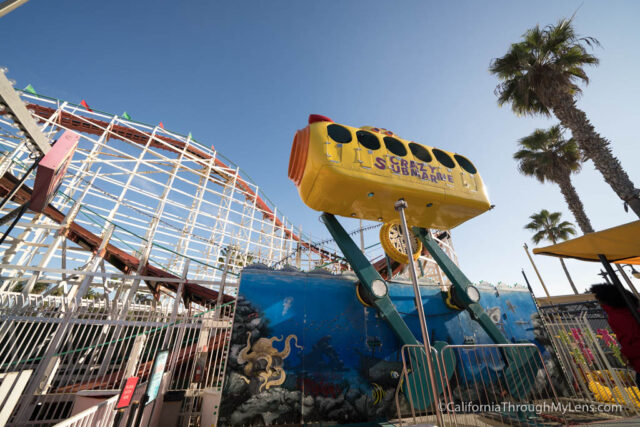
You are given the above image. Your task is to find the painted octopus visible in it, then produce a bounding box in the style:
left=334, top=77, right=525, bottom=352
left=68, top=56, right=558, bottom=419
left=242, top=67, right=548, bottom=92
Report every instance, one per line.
left=238, top=332, right=303, bottom=391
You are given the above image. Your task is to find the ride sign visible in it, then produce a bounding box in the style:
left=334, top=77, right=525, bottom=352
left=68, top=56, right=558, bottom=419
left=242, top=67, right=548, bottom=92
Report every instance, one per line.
left=145, top=349, right=169, bottom=404
left=30, top=130, right=79, bottom=213
left=116, top=377, right=139, bottom=409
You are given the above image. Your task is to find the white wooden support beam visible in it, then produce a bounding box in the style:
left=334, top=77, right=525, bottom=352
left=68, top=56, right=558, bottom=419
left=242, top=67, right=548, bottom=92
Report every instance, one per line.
left=21, top=170, right=99, bottom=297
left=0, top=69, right=49, bottom=154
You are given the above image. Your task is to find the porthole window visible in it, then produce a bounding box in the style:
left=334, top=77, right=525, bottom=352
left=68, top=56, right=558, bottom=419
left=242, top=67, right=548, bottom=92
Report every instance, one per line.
left=409, top=143, right=432, bottom=163
left=454, top=154, right=477, bottom=174
left=383, top=137, right=407, bottom=157
left=356, top=130, right=380, bottom=150
left=327, top=124, right=352, bottom=143
left=432, top=148, right=455, bottom=168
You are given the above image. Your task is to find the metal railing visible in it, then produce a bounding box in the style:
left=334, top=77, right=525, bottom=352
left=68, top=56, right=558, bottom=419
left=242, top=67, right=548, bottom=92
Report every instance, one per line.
left=0, top=287, right=236, bottom=426
left=542, top=310, right=640, bottom=418
left=52, top=394, right=118, bottom=427
left=394, top=344, right=446, bottom=425
left=395, top=343, right=567, bottom=426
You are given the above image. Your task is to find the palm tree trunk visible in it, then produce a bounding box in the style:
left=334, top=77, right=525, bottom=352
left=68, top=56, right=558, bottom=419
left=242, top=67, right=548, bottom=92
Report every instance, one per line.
left=548, top=92, right=640, bottom=218
left=558, top=257, right=579, bottom=295
left=554, top=173, right=595, bottom=234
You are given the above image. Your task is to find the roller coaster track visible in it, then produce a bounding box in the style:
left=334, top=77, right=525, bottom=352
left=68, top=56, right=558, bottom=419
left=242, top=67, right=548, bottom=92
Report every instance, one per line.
left=0, top=171, right=231, bottom=305
left=25, top=103, right=342, bottom=265
left=1, top=101, right=400, bottom=304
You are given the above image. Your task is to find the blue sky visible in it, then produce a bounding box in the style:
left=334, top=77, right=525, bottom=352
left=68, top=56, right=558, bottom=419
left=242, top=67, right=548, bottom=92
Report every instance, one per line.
left=2, top=0, right=640, bottom=296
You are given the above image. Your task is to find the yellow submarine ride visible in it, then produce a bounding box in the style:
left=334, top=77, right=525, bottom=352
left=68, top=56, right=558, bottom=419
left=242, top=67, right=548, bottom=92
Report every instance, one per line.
left=288, top=114, right=492, bottom=230
left=287, top=115, right=544, bottom=413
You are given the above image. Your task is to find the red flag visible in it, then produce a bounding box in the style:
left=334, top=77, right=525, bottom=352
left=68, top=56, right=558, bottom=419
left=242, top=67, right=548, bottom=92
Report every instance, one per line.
left=158, top=122, right=164, bottom=129
left=80, top=99, right=92, bottom=112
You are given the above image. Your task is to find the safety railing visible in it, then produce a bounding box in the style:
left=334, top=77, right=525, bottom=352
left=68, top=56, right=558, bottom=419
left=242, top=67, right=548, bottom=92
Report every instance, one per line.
left=52, top=394, right=118, bottom=427
left=542, top=311, right=640, bottom=418
left=0, top=287, right=236, bottom=426
left=394, top=344, right=448, bottom=426
left=395, top=343, right=568, bottom=426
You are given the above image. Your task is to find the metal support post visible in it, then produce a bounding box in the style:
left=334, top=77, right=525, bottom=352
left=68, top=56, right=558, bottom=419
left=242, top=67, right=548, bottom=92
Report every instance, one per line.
left=394, top=199, right=442, bottom=426
left=523, top=243, right=551, bottom=298
left=616, top=264, right=640, bottom=299
left=215, top=249, right=232, bottom=319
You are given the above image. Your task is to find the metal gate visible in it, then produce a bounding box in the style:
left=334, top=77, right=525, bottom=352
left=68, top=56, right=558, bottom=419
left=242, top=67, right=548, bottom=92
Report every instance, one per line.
left=395, top=343, right=567, bottom=426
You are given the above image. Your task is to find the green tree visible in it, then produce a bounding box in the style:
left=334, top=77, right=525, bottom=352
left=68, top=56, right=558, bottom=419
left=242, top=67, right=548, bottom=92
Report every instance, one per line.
left=49, top=285, right=64, bottom=297
left=218, top=245, right=255, bottom=269
left=490, top=18, right=640, bottom=217
left=526, top=209, right=579, bottom=294
left=85, top=288, right=99, bottom=300
left=514, top=125, right=594, bottom=234
left=134, top=293, right=153, bottom=305
left=11, top=281, right=48, bottom=294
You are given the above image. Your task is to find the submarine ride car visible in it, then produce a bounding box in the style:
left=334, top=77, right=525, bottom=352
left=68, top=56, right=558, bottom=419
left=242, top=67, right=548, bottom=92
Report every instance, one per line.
left=288, top=114, right=492, bottom=229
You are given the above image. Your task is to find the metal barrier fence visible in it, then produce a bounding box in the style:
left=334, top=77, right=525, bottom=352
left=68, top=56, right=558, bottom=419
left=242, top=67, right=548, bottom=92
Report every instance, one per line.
left=0, top=286, right=236, bottom=426
left=394, top=344, right=446, bottom=426
left=395, top=343, right=567, bottom=426
left=542, top=310, right=640, bottom=418
left=166, top=301, right=236, bottom=426
left=52, top=394, right=118, bottom=427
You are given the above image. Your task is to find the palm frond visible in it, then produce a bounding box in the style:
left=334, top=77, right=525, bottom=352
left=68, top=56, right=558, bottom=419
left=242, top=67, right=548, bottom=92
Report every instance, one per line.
left=548, top=211, right=562, bottom=224
left=490, top=17, right=600, bottom=115
left=525, top=209, right=576, bottom=244
left=531, top=230, right=547, bottom=244
left=514, top=125, right=582, bottom=183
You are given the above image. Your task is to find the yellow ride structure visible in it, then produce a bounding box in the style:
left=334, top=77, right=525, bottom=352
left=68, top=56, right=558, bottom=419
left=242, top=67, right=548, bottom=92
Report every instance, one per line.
left=288, top=114, right=491, bottom=230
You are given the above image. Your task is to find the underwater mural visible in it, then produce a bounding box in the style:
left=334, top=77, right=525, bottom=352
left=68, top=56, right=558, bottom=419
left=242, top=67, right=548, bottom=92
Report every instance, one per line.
left=219, top=265, right=546, bottom=425
left=237, top=332, right=302, bottom=392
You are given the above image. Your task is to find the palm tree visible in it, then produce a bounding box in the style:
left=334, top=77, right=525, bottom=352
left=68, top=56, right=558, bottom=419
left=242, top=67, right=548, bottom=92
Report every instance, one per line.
left=515, top=125, right=594, bottom=234
left=490, top=18, right=640, bottom=217
left=526, top=209, right=579, bottom=294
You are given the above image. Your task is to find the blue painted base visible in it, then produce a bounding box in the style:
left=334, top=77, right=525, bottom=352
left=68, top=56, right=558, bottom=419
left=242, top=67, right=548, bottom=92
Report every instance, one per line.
left=219, top=266, right=544, bottom=425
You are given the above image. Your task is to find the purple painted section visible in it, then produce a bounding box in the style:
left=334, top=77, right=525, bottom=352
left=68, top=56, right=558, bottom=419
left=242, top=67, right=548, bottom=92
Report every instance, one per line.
left=30, top=131, right=79, bottom=212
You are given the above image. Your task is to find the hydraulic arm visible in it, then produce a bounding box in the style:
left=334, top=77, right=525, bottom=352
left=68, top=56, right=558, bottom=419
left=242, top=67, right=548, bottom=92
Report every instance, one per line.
left=321, top=213, right=454, bottom=409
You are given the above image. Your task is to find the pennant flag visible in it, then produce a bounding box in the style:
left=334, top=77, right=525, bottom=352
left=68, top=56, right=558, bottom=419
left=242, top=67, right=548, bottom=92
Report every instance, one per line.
left=187, top=132, right=192, bottom=140
left=23, top=84, right=37, bottom=95
left=80, top=99, right=92, bottom=112
left=122, top=111, right=131, bottom=120
left=158, top=122, right=164, bottom=129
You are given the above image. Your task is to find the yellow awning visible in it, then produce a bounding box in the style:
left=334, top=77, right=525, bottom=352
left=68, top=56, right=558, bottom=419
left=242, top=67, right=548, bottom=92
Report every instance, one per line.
left=532, top=220, right=640, bottom=265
